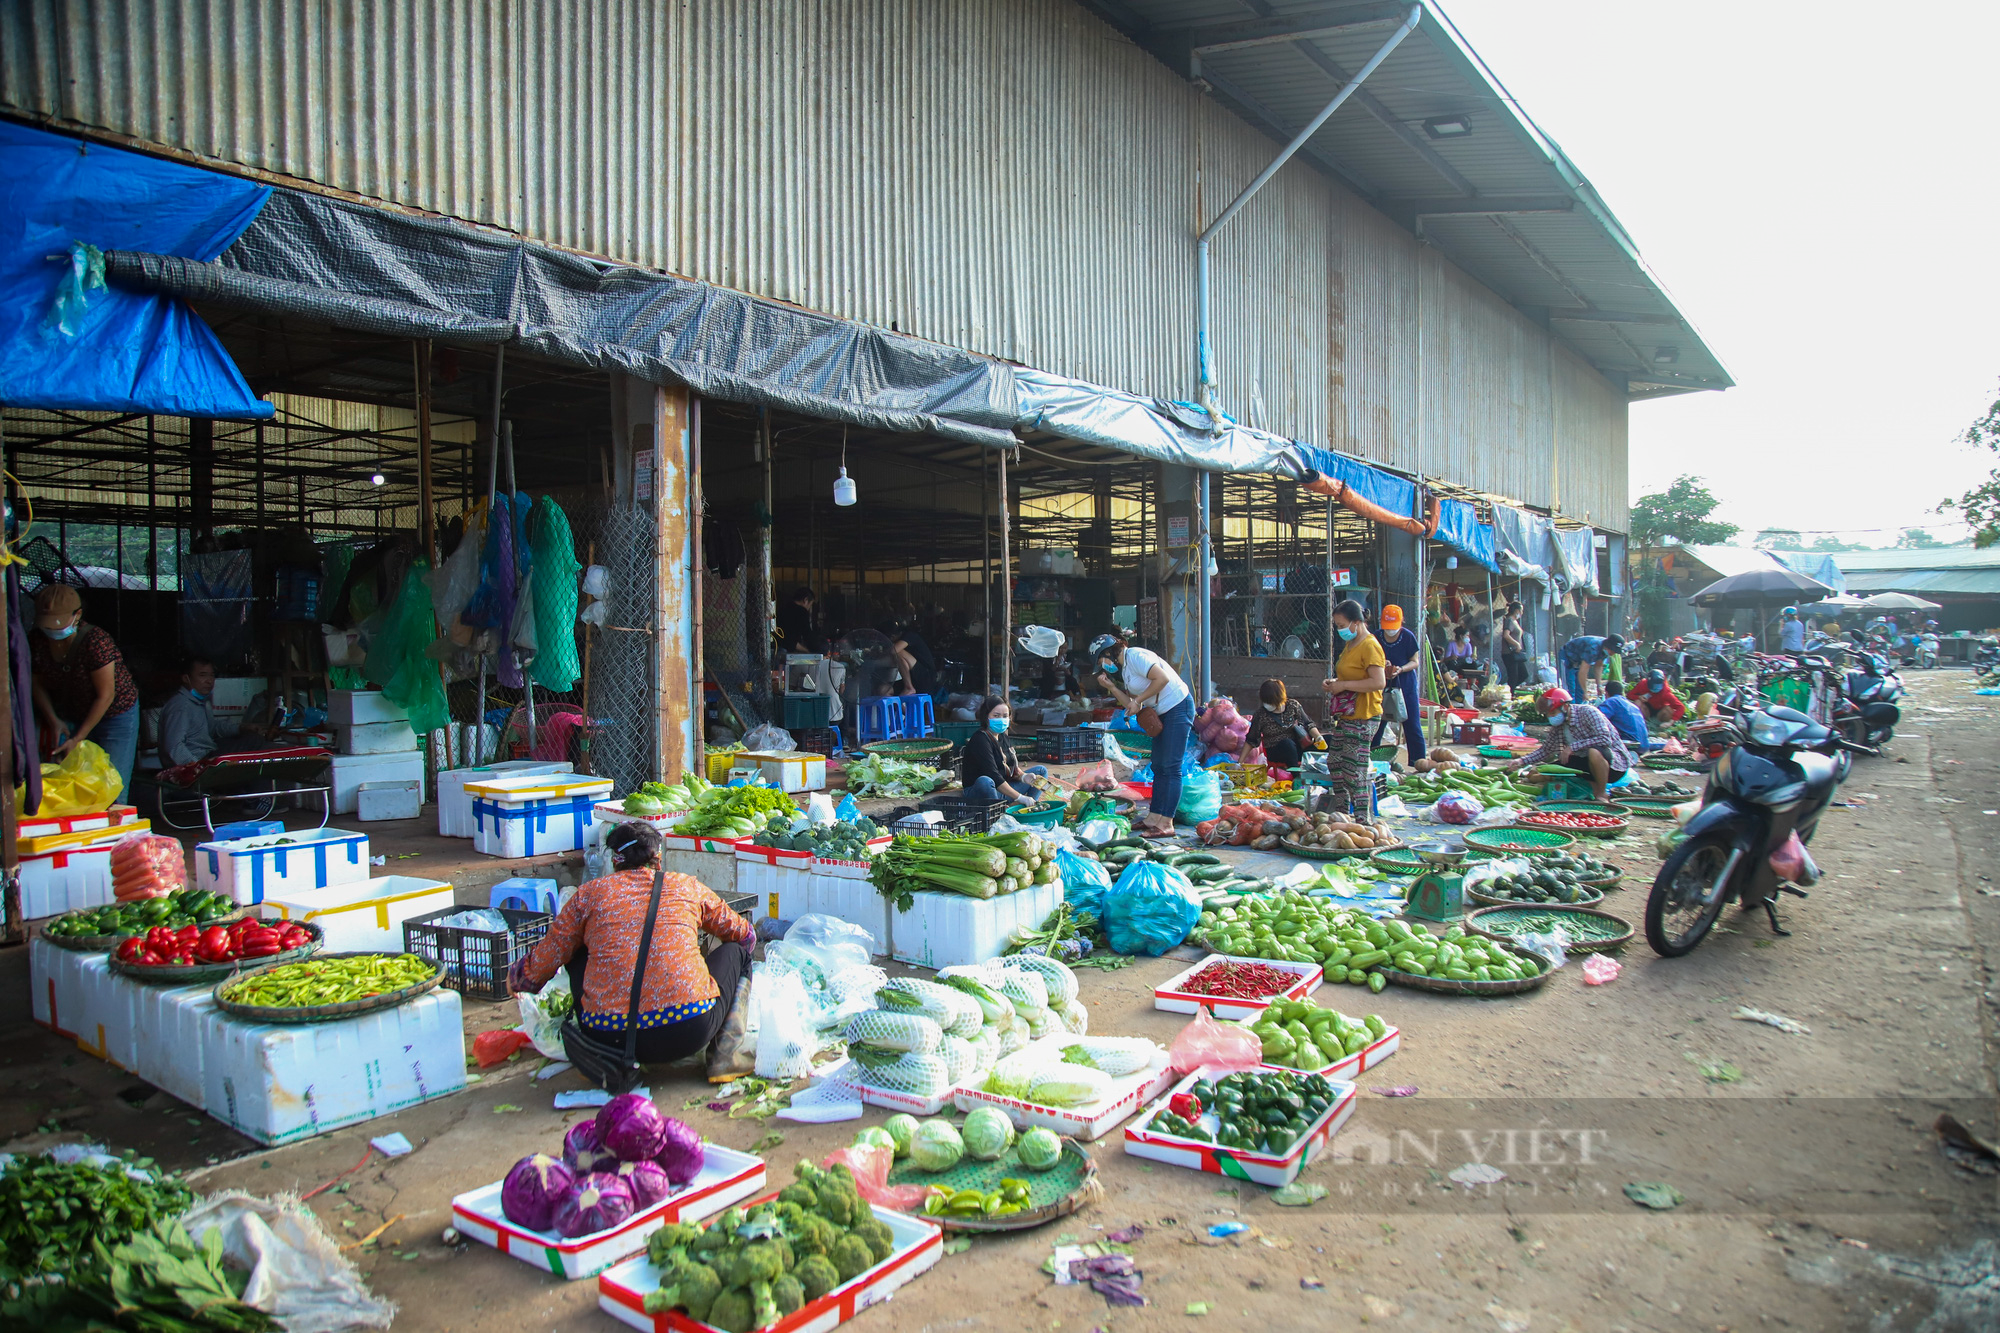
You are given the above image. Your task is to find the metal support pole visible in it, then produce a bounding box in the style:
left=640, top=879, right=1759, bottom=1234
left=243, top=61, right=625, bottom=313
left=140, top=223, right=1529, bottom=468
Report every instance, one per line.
left=982, top=448, right=993, bottom=690
left=1198, top=470, right=1212, bottom=700
left=759, top=408, right=774, bottom=709
left=414, top=339, right=436, bottom=564
left=999, top=446, right=1012, bottom=700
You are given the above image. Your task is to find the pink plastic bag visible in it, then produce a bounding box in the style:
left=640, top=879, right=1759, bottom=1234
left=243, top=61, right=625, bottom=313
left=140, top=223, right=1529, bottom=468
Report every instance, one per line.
left=1075, top=760, right=1117, bottom=792
left=1768, top=831, right=1807, bottom=882
left=1168, top=1006, right=1263, bottom=1077
left=821, top=1144, right=930, bottom=1212
left=1581, top=955, right=1622, bottom=985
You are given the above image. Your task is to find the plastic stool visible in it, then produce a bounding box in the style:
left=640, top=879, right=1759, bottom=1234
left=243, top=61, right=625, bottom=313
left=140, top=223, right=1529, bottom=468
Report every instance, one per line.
left=489, top=876, right=561, bottom=915
left=903, top=695, right=937, bottom=738
left=856, top=697, right=908, bottom=745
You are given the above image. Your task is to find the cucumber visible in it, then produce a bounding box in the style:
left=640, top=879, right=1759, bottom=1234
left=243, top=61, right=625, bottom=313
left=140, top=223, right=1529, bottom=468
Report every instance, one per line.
left=1175, top=853, right=1225, bottom=868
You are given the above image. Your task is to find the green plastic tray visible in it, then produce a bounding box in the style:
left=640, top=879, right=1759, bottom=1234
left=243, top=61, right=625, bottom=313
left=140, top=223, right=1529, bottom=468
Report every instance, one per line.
left=1007, top=800, right=1067, bottom=828
left=1462, top=825, right=1578, bottom=855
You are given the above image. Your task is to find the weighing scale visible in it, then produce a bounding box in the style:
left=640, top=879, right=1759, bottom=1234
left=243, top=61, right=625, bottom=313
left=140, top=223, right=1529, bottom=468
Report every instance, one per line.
left=1402, top=843, right=1467, bottom=924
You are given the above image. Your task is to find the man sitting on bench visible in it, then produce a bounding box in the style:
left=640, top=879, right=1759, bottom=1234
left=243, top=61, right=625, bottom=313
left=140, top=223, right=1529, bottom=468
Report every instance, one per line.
left=156, top=657, right=273, bottom=768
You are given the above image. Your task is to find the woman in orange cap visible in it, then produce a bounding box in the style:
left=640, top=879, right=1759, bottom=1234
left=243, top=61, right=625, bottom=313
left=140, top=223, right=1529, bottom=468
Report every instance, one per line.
left=1373, top=603, right=1425, bottom=763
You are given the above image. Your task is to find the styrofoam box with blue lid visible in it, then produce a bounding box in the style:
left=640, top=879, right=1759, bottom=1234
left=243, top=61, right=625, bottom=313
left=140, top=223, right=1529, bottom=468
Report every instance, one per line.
left=451, top=1144, right=766, bottom=1281
left=204, top=986, right=467, bottom=1145
left=256, top=875, right=455, bottom=953
left=439, top=761, right=574, bottom=838
left=196, top=827, right=371, bottom=905
left=889, top=880, right=1062, bottom=971
left=470, top=774, right=613, bottom=859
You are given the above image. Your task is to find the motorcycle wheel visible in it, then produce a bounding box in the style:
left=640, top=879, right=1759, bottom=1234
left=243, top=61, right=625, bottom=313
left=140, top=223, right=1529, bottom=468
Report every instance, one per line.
left=1645, top=830, right=1737, bottom=957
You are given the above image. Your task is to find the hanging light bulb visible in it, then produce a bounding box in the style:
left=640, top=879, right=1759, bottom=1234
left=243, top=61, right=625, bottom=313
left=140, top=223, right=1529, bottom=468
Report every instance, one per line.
left=369, top=472, right=385, bottom=486
left=832, top=428, right=857, bottom=505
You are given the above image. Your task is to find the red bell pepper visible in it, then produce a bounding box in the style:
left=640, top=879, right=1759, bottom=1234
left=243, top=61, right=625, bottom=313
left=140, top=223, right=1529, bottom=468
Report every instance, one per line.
left=138, top=950, right=165, bottom=966
left=146, top=926, right=177, bottom=955
left=114, top=937, right=146, bottom=963
left=1168, top=1091, right=1204, bottom=1121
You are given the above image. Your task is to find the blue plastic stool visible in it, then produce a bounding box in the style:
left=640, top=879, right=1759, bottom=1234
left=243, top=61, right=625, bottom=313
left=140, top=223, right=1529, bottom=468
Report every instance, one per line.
left=489, top=877, right=561, bottom=915
left=903, top=695, right=937, bottom=738
left=856, top=697, right=908, bottom=744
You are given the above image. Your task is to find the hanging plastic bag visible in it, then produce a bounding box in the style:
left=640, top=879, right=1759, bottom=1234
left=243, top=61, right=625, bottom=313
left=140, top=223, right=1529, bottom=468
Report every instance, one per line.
left=1168, top=1006, right=1263, bottom=1077
left=1177, top=767, right=1223, bottom=823
left=1102, top=860, right=1200, bottom=956
left=1768, top=831, right=1808, bottom=883
left=426, top=503, right=487, bottom=627
left=1055, top=846, right=1113, bottom=923
left=20, top=739, right=121, bottom=817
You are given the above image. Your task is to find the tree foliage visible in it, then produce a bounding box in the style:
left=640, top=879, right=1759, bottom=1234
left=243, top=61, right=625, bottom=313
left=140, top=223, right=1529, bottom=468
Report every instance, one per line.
left=1630, top=476, right=1738, bottom=551
left=1944, top=386, right=2000, bottom=548
left=1895, top=527, right=1949, bottom=550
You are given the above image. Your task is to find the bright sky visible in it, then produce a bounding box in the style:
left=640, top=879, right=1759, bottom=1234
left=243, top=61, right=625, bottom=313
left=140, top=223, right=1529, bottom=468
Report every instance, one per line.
left=1439, top=0, right=2000, bottom=544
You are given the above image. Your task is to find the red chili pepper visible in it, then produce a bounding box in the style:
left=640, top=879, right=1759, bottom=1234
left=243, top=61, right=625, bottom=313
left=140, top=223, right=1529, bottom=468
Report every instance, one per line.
left=1181, top=960, right=1300, bottom=999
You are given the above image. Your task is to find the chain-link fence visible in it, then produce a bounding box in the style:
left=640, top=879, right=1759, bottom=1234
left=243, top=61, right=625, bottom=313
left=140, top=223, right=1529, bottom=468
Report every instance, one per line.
left=566, top=495, right=659, bottom=794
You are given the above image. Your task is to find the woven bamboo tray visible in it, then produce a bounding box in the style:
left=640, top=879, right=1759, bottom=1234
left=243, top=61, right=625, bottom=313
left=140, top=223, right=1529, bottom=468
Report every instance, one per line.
left=1641, top=753, right=1707, bottom=772
left=860, top=738, right=954, bottom=766
left=1281, top=837, right=1402, bottom=861
left=1610, top=796, right=1681, bottom=820
left=1465, top=882, right=1604, bottom=909
left=1462, top=826, right=1577, bottom=856
left=888, top=1138, right=1100, bottom=1232
left=1375, top=942, right=1554, bottom=996
left=40, top=906, right=251, bottom=955
left=109, top=921, right=323, bottom=985
left=213, top=952, right=445, bottom=1025
left=1369, top=846, right=1429, bottom=873
left=1465, top=905, right=1633, bottom=954
left=1518, top=806, right=1630, bottom=837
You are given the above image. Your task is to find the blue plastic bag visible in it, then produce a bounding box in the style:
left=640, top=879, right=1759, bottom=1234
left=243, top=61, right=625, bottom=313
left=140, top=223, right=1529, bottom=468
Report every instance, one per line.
left=1055, top=846, right=1114, bottom=923
left=1103, top=860, right=1201, bottom=956
left=1177, top=767, right=1223, bottom=823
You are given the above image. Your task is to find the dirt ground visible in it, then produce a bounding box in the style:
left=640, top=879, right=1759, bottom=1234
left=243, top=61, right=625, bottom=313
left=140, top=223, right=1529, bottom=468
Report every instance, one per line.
left=6, top=671, right=2000, bottom=1331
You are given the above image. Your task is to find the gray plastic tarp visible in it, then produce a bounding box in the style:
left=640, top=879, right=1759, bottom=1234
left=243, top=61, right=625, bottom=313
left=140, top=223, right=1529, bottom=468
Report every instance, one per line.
left=1013, top=367, right=1298, bottom=473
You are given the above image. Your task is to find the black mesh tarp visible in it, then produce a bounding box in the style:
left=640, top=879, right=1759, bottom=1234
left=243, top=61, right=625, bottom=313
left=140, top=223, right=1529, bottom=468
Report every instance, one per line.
left=107, top=186, right=1017, bottom=447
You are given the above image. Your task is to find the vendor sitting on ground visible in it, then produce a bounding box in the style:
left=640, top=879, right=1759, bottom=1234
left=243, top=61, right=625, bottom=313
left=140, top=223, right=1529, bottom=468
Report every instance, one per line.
left=1630, top=668, right=1686, bottom=723
left=1243, top=679, right=1323, bottom=768
left=156, top=656, right=271, bottom=768
left=509, top=822, right=753, bottom=1069
left=1595, top=679, right=1654, bottom=752
left=960, top=696, right=1046, bottom=805
left=1441, top=626, right=1487, bottom=691
left=1502, top=687, right=1633, bottom=804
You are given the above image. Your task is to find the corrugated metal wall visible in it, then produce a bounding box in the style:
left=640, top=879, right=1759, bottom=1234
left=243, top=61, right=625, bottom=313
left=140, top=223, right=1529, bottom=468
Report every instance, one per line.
left=0, top=0, right=1628, bottom=530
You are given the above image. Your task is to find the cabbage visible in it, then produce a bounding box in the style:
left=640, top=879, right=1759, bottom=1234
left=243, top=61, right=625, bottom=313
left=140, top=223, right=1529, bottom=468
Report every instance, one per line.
left=909, top=1118, right=964, bottom=1172
left=597, top=1093, right=670, bottom=1161
left=852, top=1126, right=898, bottom=1155
left=962, top=1106, right=1016, bottom=1161
left=563, top=1120, right=618, bottom=1175
left=883, top=1113, right=919, bottom=1159
left=1017, top=1127, right=1062, bottom=1171
left=623, top=792, right=667, bottom=815
left=500, top=1153, right=576, bottom=1232
left=653, top=1117, right=706, bottom=1186
left=555, top=1172, right=635, bottom=1238
left=617, top=1158, right=672, bottom=1209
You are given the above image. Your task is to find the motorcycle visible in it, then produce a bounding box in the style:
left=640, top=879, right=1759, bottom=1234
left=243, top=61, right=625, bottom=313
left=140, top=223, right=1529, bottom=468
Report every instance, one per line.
left=1645, top=705, right=1875, bottom=956
left=1836, top=651, right=1903, bottom=749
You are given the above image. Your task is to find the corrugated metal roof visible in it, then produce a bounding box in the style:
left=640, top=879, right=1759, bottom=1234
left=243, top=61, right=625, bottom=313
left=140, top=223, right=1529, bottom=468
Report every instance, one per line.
left=1077, top=0, right=1731, bottom=397
left=1832, top=547, right=2000, bottom=572
left=1840, top=569, right=2000, bottom=596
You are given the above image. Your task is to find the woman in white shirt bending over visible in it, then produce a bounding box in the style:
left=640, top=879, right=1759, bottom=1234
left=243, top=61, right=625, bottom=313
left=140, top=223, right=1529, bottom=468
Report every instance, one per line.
left=1089, top=632, right=1194, bottom=836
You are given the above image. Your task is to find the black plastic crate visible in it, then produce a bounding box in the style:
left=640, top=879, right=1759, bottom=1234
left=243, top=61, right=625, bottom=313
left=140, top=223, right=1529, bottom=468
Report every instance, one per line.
left=883, top=804, right=980, bottom=837
left=919, top=792, right=1013, bottom=834
left=1036, top=727, right=1104, bottom=764
left=791, top=726, right=838, bottom=756
left=403, top=906, right=552, bottom=1001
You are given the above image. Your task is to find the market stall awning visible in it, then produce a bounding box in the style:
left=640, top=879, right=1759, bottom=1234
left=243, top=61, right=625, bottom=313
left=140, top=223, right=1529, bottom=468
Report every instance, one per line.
left=0, top=121, right=271, bottom=418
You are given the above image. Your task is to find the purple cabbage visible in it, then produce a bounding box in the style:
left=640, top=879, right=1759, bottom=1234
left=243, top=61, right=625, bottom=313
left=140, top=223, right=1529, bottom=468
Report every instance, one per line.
left=562, top=1120, right=619, bottom=1176
left=499, top=1153, right=575, bottom=1233
left=616, top=1158, right=673, bottom=1210
left=595, top=1093, right=670, bottom=1162
left=653, top=1116, right=706, bottom=1187
left=555, top=1171, right=636, bottom=1239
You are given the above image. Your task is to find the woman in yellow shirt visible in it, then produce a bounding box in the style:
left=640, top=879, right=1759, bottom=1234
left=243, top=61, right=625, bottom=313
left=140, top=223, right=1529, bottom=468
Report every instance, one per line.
left=1320, top=598, right=1387, bottom=816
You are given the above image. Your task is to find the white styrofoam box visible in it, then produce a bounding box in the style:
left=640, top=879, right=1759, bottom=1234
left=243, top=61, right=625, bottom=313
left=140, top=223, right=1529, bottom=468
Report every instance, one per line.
left=807, top=873, right=891, bottom=956
left=209, top=676, right=264, bottom=720
left=357, top=779, right=423, bottom=821
left=258, top=875, right=456, bottom=953
left=592, top=799, right=687, bottom=830
left=18, top=804, right=139, bottom=847
left=327, top=689, right=410, bottom=727
left=333, top=719, right=419, bottom=755
left=68, top=951, right=141, bottom=1071
left=815, top=1058, right=962, bottom=1116
left=755, top=751, right=826, bottom=793
left=452, top=1145, right=766, bottom=1281
left=196, top=827, right=370, bottom=906
left=757, top=863, right=814, bottom=925
left=18, top=842, right=118, bottom=919
left=888, top=880, right=1062, bottom=971
left=437, top=761, right=574, bottom=838
left=1124, top=1072, right=1358, bottom=1187
left=597, top=1205, right=942, bottom=1333
left=952, top=1033, right=1174, bottom=1141
left=332, top=751, right=426, bottom=815
left=470, top=775, right=613, bottom=859
left=132, top=982, right=216, bottom=1109
left=204, top=986, right=468, bottom=1145
left=1235, top=1025, right=1402, bottom=1086
left=28, top=936, right=80, bottom=1035
left=657, top=848, right=738, bottom=895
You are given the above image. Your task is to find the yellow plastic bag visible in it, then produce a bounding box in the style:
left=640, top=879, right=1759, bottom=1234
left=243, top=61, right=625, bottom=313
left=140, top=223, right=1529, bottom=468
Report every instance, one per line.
left=19, top=740, right=122, bottom=817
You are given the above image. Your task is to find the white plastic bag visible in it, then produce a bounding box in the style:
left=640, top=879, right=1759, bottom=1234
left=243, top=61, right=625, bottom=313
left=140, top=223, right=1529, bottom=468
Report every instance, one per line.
left=775, top=913, right=876, bottom=972
left=1471, top=803, right=1522, bottom=827
left=1461, top=857, right=1530, bottom=893
left=426, top=507, right=486, bottom=627
left=517, top=970, right=573, bottom=1061
left=743, top=722, right=794, bottom=753
left=1512, top=930, right=1569, bottom=970
left=806, top=792, right=838, bottom=825
left=181, top=1191, right=396, bottom=1333
left=753, top=967, right=818, bottom=1079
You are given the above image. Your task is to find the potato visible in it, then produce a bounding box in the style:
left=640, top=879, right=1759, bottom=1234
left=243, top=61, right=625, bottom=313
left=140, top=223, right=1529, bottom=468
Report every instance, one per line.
left=1428, top=747, right=1457, bottom=765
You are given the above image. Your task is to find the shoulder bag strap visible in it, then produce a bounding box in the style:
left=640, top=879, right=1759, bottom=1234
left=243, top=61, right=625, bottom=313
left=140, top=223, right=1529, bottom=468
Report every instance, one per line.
left=621, top=865, right=667, bottom=1065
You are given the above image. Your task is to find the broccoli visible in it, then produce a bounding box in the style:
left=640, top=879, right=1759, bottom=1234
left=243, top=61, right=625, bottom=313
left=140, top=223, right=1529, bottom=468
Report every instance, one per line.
left=772, top=1236, right=795, bottom=1272
left=772, top=1272, right=806, bottom=1316
left=853, top=1216, right=894, bottom=1264
left=790, top=1212, right=838, bottom=1258
left=813, top=1172, right=859, bottom=1228
left=749, top=1279, right=780, bottom=1329
left=694, top=1220, right=733, bottom=1255
left=641, top=1260, right=721, bottom=1322
left=705, top=1285, right=753, bottom=1333
left=646, top=1223, right=704, bottom=1267
left=831, top=1232, right=874, bottom=1283
left=716, top=1239, right=786, bottom=1289
left=793, top=1160, right=826, bottom=1186
left=777, top=1181, right=817, bottom=1210
left=794, top=1253, right=840, bottom=1302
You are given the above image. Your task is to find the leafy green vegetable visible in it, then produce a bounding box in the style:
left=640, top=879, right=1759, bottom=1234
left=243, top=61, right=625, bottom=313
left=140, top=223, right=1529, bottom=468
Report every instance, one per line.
left=844, top=755, right=952, bottom=798
left=1, top=1216, right=279, bottom=1332
left=0, top=1155, right=193, bottom=1277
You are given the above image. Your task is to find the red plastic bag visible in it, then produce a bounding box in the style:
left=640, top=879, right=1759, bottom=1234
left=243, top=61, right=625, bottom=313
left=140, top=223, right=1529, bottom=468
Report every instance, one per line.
left=111, top=833, right=188, bottom=902
left=1768, top=831, right=1807, bottom=883
left=821, top=1144, right=931, bottom=1212
left=1168, top=1006, right=1262, bottom=1077
left=473, top=1028, right=534, bottom=1067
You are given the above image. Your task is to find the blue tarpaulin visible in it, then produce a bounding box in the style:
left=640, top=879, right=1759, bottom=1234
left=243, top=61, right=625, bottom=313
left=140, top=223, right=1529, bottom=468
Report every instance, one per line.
left=0, top=121, right=271, bottom=416
left=1435, top=497, right=1498, bottom=572
left=1298, top=444, right=1417, bottom=518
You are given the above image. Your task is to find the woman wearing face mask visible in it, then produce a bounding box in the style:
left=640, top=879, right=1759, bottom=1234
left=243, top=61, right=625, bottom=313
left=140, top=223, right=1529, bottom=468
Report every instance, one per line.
left=1319, top=599, right=1387, bottom=817
left=1089, top=632, right=1195, bottom=835
left=28, top=584, right=140, bottom=803
left=960, top=696, right=1046, bottom=805
left=1243, top=679, right=1321, bottom=768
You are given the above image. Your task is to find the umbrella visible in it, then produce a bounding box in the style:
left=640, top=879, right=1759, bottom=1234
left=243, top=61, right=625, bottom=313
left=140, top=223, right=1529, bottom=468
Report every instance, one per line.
left=1804, top=593, right=1871, bottom=610
left=1688, top=567, right=1832, bottom=647
left=1860, top=592, right=1941, bottom=611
